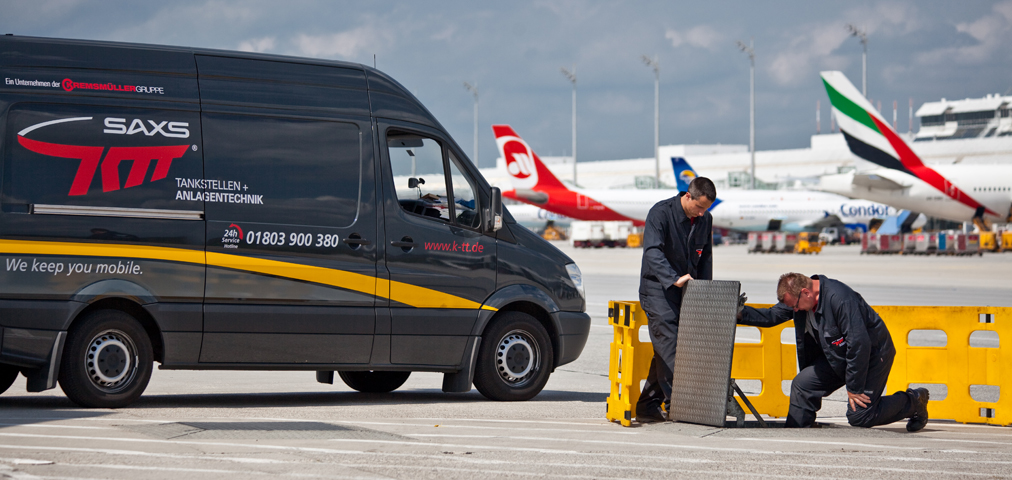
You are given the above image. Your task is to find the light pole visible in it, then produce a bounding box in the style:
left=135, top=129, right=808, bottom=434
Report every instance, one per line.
left=463, top=82, right=479, bottom=165
left=736, top=39, right=755, bottom=190
left=561, top=66, right=577, bottom=185
left=641, top=54, right=660, bottom=188
left=846, top=24, right=868, bottom=97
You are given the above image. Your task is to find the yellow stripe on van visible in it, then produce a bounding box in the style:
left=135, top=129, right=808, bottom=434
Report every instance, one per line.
left=0, top=239, right=206, bottom=264
left=0, top=239, right=496, bottom=311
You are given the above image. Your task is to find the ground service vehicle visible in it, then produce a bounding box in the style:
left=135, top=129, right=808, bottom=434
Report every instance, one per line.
left=0, top=36, right=590, bottom=407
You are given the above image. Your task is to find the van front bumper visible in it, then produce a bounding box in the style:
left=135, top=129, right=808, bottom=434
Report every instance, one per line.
left=553, top=311, right=591, bottom=367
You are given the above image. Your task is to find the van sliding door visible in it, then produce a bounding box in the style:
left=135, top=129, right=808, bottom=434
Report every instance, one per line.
left=196, top=56, right=377, bottom=365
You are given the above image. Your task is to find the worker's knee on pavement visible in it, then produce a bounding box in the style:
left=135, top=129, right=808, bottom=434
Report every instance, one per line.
left=846, top=408, right=877, bottom=428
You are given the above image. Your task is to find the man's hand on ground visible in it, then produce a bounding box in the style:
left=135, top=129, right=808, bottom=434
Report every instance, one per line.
left=674, top=274, right=693, bottom=288
left=848, top=391, right=870, bottom=411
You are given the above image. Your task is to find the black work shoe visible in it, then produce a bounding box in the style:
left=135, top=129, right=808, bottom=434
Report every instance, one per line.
left=906, top=388, right=930, bottom=432
left=635, top=406, right=667, bottom=424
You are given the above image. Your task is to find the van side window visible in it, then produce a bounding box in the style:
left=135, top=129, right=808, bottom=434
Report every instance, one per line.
left=386, top=132, right=481, bottom=229
left=387, top=133, right=452, bottom=222
left=202, top=113, right=361, bottom=227
left=447, top=151, right=481, bottom=229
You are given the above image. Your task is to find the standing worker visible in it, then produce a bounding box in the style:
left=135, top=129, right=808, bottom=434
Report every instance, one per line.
left=635, top=177, right=716, bottom=423
left=738, top=273, right=930, bottom=430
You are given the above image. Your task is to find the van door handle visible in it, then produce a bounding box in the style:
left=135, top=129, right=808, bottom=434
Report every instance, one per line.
left=342, top=235, right=372, bottom=246
left=390, top=236, right=416, bottom=249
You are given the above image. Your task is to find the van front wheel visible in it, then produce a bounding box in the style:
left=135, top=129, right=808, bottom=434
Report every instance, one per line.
left=473, top=312, right=553, bottom=401
left=338, top=371, right=410, bottom=393
left=0, top=364, right=19, bottom=394
left=59, top=310, right=153, bottom=408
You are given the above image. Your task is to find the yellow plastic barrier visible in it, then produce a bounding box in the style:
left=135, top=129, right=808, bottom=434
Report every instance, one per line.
left=607, top=302, right=1012, bottom=427
left=729, top=304, right=793, bottom=418
left=881, top=306, right=1012, bottom=426
left=606, top=301, right=653, bottom=426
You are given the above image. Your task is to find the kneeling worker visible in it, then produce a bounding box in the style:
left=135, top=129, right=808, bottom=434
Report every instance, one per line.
left=738, top=273, right=929, bottom=430
left=636, top=177, right=716, bottom=423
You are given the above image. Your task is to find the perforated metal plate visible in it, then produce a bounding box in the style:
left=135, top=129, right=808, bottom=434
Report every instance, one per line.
left=669, top=279, right=741, bottom=427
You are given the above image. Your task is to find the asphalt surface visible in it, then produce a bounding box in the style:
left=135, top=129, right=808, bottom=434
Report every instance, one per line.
left=1, top=243, right=1010, bottom=479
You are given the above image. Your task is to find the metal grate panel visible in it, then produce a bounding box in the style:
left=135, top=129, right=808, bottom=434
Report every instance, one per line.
left=669, top=279, right=741, bottom=427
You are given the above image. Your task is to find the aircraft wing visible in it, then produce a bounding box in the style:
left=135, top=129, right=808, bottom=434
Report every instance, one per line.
left=851, top=173, right=908, bottom=190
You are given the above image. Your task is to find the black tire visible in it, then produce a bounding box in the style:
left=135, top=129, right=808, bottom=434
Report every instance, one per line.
left=473, top=311, right=553, bottom=401
left=338, top=371, right=410, bottom=393
left=0, top=364, right=19, bottom=395
left=58, top=310, right=153, bottom=408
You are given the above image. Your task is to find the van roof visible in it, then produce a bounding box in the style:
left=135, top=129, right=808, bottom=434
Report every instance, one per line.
left=0, top=34, right=442, bottom=129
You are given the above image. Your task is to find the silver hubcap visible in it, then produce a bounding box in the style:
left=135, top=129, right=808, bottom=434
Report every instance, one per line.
left=496, top=329, right=539, bottom=386
left=86, top=330, right=137, bottom=393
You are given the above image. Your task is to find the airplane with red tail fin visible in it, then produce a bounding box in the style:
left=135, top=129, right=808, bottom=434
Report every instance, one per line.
left=493, top=124, right=903, bottom=232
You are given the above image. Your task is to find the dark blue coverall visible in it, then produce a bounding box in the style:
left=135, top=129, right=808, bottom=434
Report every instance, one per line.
left=637, top=192, right=713, bottom=418
left=739, top=274, right=917, bottom=427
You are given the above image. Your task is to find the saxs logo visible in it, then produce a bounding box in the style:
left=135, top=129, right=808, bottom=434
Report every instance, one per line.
left=17, top=116, right=192, bottom=196
left=495, top=135, right=539, bottom=190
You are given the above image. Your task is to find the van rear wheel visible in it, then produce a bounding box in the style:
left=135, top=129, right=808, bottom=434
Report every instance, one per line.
left=58, top=310, right=153, bottom=408
left=473, top=312, right=553, bottom=401
left=338, top=371, right=410, bottom=393
left=0, top=364, right=19, bottom=395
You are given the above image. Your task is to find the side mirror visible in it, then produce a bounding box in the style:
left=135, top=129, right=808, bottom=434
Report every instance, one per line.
left=488, top=187, right=503, bottom=232
left=408, top=177, right=425, bottom=189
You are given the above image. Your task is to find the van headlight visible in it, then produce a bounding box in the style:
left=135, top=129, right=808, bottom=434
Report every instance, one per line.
left=565, top=263, right=585, bottom=299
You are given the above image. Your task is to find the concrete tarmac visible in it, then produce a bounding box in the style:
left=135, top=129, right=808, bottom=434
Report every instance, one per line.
left=1, top=243, right=1010, bottom=479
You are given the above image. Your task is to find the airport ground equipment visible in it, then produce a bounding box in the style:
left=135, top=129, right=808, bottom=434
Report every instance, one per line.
left=878, top=234, right=903, bottom=253
left=772, top=233, right=798, bottom=253
left=570, top=221, right=632, bottom=248
left=861, top=233, right=879, bottom=254
left=794, top=232, right=823, bottom=254
left=760, top=232, right=775, bottom=252
left=627, top=232, right=643, bottom=248
left=746, top=232, right=761, bottom=253
left=607, top=301, right=1012, bottom=427
left=902, top=234, right=918, bottom=254
left=979, top=232, right=996, bottom=252
left=912, top=232, right=940, bottom=254
left=1002, top=231, right=1012, bottom=251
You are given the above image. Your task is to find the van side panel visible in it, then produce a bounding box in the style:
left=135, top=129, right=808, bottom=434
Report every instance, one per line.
left=197, top=56, right=380, bottom=366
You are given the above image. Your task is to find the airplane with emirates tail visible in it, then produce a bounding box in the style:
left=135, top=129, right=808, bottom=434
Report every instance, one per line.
left=818, top=71, right=1012, bottom=226
left=493, top=124, right=907, bottom=232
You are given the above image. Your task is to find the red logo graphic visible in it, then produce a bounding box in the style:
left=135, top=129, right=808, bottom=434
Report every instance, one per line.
left=831, top=337, right=846, bottom=347
left=501, top=139, right=535, bottom=180
left=696, top=249, right=703, bottom=255
left=228, top=223, right=244, bottom=238
left=18, top=136, right=188, bottom=195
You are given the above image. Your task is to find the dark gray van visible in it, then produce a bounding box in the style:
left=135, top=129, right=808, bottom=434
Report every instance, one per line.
left=0, top=35, right=590, bottom=407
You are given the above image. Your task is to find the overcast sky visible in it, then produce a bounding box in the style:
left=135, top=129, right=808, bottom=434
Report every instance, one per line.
left=4, top=1, right=1010, bottom=167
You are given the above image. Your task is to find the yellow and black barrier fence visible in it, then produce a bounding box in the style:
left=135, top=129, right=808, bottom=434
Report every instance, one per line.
left=606, top=300, right=1012, bottom=427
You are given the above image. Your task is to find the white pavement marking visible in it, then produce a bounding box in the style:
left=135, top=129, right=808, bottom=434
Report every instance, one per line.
left=0, top=458, right=54, bottom=465
left=927, top=438, right=1012, bottom=446
left=38, top=463, right=387, bottom=479
left=0, top=424, right=113, bottom=430
left=730, top=437, right=941, bottom=451
left=343, top=420, right=639, bottom=434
